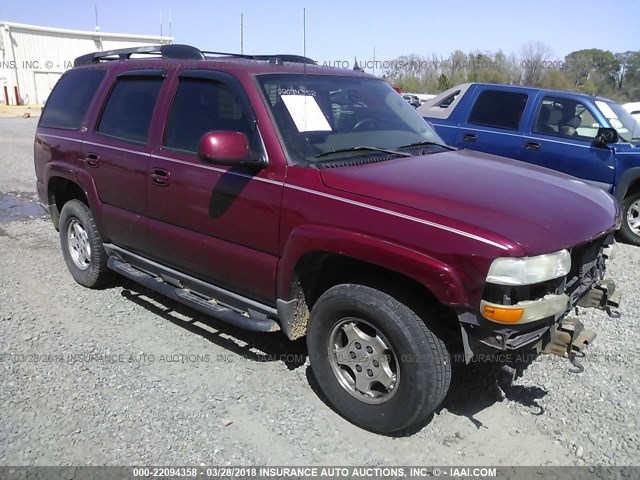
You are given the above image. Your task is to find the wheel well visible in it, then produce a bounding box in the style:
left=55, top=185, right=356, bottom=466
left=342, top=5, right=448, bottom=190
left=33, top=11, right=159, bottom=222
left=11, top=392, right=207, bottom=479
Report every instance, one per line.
left=292, top=252, right=459, bottom=339
left=625, top=179, right=640, bottom=199
left=47, top=177, right=88, bottom=229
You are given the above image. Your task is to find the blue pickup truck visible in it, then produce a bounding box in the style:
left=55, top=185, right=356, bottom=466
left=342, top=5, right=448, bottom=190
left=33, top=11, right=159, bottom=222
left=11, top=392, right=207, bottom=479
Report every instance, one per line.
left=418, top=83, right=640, bottom=245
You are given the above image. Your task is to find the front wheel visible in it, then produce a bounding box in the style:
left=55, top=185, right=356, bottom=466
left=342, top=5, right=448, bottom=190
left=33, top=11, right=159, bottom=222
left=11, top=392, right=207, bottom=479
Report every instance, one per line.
left=306, top=284, right=451, bottom=435
left=619, top=192, right=640, bottom=246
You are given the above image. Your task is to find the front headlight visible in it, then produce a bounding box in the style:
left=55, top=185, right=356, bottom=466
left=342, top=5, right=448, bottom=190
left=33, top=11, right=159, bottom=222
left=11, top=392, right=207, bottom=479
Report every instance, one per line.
left=487, top=249, right=571, bottom=286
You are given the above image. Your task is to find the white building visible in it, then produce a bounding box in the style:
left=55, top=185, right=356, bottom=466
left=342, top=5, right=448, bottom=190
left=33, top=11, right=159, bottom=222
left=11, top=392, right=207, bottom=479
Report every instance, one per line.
left=0, top=21, right=172, bottom=105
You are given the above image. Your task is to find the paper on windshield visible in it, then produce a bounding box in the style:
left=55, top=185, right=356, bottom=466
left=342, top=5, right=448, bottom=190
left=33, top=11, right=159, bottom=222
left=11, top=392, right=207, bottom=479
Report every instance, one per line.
left=280, top=95, right=332, bottom=132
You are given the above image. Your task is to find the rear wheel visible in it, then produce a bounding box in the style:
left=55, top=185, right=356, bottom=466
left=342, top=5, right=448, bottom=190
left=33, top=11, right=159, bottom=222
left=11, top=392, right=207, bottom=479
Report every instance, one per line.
left=619, top=192, right=640, bottom=246
left=307, top=284, right=451, bottom=435
left=59, top=200, right=114, bottom=288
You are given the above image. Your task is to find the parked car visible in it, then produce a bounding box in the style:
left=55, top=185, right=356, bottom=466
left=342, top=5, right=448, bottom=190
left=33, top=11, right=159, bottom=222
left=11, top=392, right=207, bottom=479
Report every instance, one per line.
left=35, top=45, right=621, bottom=435
left=419, top=83, right=640, bottom=245
left=623, top=102, right=640, bottom=121
left=417, top=94, right=437, bottom=105
left=402, top=94, right=421, bottom=108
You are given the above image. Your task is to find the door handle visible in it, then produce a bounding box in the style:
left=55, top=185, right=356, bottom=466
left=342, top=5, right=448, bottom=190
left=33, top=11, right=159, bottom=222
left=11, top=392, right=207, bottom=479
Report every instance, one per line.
left=150, top=168, right=170, bottom=186
left=463, top=133, right=477, bottom=142
left=525, top=142, right=541, bottom=151
left=85, top=152, right=99, bottom=168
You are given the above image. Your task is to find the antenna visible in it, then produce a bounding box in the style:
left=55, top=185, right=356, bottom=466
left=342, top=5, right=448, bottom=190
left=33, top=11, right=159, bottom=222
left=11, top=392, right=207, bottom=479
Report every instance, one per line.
left=160, top=10, right=163, bottom=36
left=303, top=8, right=306, bottom=57
left=94, top=4, right=99, bottom=32
left=240, top=13, right=244, bottom=54
left=169, top=9, right=172, bottom=38
left=373, top=46, right=376, bottom=75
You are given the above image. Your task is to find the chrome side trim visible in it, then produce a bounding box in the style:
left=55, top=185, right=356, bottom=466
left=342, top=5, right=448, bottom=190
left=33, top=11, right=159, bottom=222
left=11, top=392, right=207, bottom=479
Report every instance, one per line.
left=84, top=139, right=149, bottom=156
left=285, top=184, right=509, bottom=250
left=39, top=133, right=85, bottom=142
left=149, top=153, right=284, bottom=186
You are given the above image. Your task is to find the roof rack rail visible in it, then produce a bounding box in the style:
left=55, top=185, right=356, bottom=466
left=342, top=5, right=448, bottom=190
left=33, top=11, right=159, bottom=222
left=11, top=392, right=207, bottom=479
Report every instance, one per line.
left=73, top=44, right=317, bottom=67
left=74, top=44, right=205, bottom=67
left=202, top=51, right=317, bottom=65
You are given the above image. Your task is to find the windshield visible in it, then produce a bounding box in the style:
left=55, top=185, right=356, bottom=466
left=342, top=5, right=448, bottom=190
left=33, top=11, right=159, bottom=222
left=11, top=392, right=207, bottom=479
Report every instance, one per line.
left=595, top=100, right=640, bottom=143
left=257, top=74, right=446, bottom=163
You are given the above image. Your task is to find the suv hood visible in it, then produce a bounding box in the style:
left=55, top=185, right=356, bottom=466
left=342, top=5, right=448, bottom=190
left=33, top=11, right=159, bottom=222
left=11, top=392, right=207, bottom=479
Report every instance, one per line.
left=319, top=149, right=619, bottom=255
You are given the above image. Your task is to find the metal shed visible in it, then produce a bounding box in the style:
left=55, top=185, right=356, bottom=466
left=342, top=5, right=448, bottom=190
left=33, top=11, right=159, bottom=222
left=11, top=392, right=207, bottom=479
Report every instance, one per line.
left=0, top=21, right=172, bottom=105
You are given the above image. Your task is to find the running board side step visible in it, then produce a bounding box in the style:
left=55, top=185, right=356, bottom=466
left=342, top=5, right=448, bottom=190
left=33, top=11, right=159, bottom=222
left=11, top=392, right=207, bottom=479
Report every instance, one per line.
left=107, top=257, right=280, bottom=333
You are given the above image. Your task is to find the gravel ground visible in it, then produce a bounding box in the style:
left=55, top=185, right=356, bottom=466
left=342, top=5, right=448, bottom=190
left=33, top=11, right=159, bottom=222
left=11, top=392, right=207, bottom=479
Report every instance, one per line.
left=0, top=117, right=639, bottom=466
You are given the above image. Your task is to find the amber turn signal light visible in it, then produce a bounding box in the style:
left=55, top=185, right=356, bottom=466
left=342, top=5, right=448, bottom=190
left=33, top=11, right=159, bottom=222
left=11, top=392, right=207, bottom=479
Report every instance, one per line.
left=482, top=305, right=523, bottom=324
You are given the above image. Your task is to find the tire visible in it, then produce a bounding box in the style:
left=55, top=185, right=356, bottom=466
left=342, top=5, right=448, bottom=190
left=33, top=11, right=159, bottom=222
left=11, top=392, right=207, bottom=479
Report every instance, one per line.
left=619, top=192, right=640, bottom=246
left=59, top=199, right=114, bottom=288
left=307, top=284, right=451, bottom=435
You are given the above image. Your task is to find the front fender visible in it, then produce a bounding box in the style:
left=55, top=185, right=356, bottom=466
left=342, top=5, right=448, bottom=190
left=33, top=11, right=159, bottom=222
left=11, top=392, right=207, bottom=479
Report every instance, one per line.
left=276, top=224, right=469, bottom=307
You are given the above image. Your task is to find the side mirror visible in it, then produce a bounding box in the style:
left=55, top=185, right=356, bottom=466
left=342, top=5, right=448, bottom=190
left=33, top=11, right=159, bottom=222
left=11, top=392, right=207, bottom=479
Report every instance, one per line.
left=594, top=127, right=618, bottom=146
left=197, top=131, right=266, bottom=168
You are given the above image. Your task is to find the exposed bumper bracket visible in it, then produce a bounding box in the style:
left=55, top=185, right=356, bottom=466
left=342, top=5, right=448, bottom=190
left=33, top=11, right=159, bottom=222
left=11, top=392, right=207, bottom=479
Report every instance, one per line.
left=577, top=279, right=621, bottom=318
left=542, top=317, right=596, bottom=373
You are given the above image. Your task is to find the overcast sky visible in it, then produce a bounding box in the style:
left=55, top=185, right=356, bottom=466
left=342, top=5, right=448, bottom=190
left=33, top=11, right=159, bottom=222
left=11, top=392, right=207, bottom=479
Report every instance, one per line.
left=2, top=0, right=639, bottom=66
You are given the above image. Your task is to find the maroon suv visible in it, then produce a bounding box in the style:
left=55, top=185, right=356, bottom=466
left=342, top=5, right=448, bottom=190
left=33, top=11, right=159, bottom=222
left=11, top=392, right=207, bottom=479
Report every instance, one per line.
left=34, top=44, right=622, bottom=435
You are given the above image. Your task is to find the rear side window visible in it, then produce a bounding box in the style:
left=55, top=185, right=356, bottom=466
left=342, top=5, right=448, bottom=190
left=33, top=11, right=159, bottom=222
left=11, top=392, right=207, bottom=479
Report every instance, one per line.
left=39, top=69, right=106, bottom=129
left=436, top=91, right=459, bottom=109
left=97, top=77, right=163, bottom=143
left=468, top=90, right=529, bottom=130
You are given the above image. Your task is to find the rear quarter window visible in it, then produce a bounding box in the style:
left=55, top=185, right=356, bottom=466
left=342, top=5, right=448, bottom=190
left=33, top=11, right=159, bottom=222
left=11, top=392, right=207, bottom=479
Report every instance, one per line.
left=39, top=69, right=106, bottom=130
left=467, top=90, right=529, bottom=130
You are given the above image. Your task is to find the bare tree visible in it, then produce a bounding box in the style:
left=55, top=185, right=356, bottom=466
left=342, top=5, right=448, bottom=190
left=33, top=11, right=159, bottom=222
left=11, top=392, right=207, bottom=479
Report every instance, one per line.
left=520, top=41, right=553, bottom=86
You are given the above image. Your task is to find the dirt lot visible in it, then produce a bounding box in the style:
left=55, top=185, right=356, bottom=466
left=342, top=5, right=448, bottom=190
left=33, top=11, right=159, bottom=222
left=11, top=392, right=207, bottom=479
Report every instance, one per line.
left=0, top=117, right=639, bottom=466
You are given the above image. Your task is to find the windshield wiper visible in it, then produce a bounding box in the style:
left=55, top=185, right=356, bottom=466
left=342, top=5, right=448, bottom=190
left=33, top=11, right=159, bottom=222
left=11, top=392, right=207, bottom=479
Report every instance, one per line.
left=314, top=146, right=412, bottom=159
left=397, top=140, right=456, bottom=151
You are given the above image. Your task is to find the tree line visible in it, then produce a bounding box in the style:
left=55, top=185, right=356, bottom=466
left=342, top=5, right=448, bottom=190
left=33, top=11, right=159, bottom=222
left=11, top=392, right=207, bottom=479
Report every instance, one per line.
left=382, top=42, right=640, bottom=102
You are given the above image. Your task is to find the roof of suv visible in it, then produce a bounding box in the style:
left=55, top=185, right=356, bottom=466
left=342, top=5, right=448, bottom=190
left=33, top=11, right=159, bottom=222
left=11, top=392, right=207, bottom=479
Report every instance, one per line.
left=73, top=43, right=372, bottom=78
left=465, top=82, right=615, bottom=103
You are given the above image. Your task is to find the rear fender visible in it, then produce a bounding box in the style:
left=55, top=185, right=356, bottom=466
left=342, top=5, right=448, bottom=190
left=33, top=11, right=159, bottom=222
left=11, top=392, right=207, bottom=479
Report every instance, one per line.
left=45, top=163, right=106, bottom=237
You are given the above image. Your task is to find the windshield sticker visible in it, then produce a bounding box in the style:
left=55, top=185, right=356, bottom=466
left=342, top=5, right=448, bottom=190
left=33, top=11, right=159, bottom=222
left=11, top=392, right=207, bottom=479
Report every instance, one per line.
left=280, top=95, right=332, bottom=132
left=596, top=101, right=617, bottom=120
left=278, top=88, right=316, bottom=97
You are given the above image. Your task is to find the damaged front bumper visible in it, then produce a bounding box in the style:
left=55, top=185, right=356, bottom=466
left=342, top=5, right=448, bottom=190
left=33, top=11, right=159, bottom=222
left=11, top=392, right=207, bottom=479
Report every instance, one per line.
left=458, top=265, right=622, bottom=372
left=457, top=235, right=622, bottom=371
